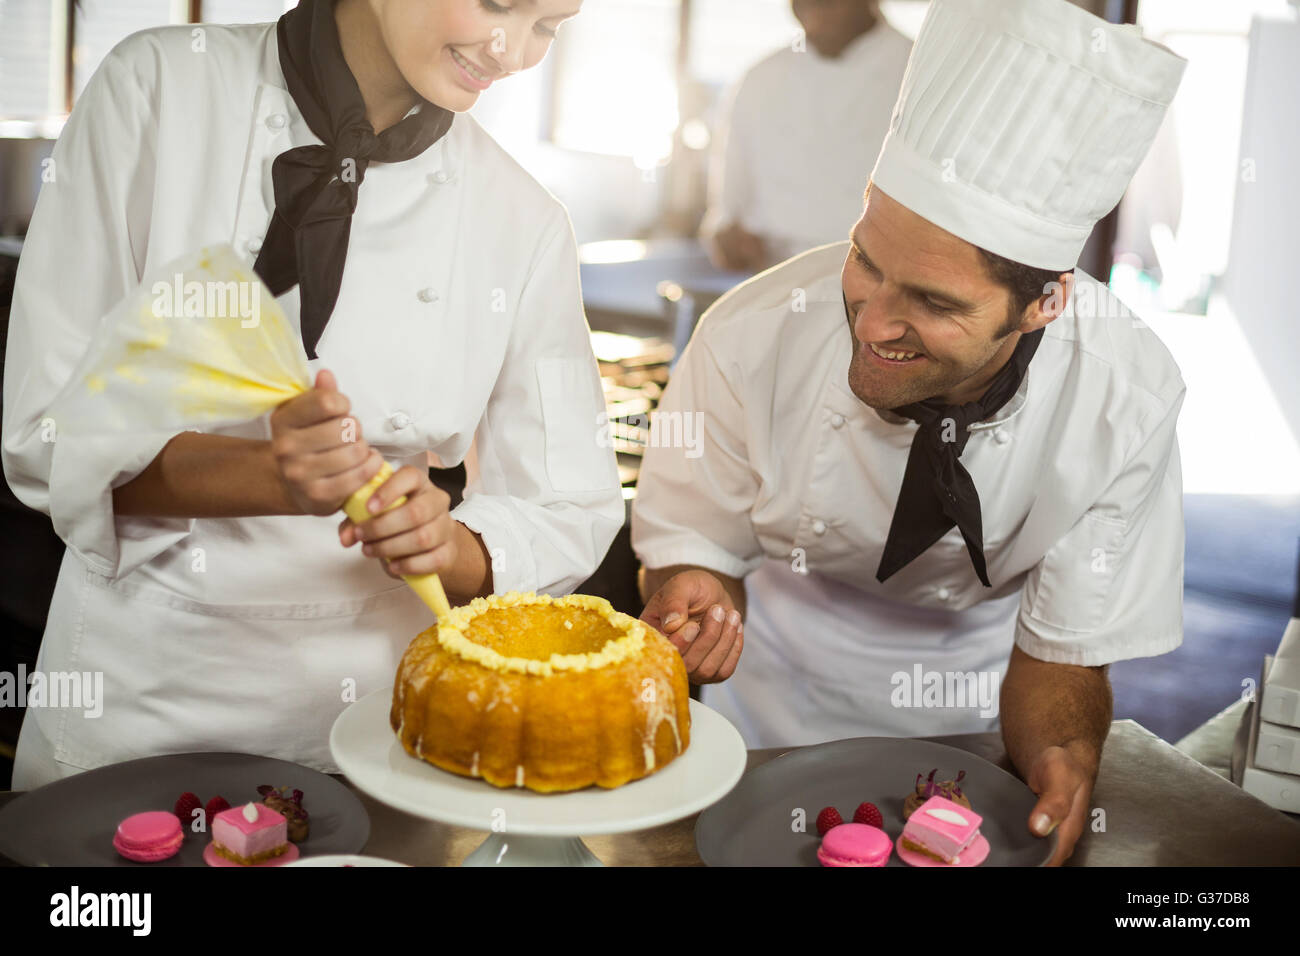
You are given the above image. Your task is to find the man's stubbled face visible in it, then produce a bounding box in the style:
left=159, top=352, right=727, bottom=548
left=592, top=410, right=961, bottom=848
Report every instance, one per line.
left=842, top=186, right=1030, bottom=410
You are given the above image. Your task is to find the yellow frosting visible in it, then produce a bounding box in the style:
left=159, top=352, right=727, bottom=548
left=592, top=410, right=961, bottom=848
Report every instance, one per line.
left=436, top=591, right=648, bottom=676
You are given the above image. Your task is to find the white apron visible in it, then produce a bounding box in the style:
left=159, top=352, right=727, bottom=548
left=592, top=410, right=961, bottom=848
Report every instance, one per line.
left=701, top=559, right=1017, bottom=748
left=29, top=540, right=433, bottom=774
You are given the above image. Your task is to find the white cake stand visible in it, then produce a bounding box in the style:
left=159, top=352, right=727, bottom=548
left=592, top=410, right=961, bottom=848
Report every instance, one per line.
left=330, top=688, right=748, bottom=866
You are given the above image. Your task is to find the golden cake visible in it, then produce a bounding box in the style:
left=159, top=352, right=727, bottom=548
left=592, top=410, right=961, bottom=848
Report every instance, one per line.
left=390, top=592, right=691, bottom=792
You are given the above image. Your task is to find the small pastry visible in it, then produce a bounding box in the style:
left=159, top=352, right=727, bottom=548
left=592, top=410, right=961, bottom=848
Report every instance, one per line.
left=210, top=802, right=289, bottom=865
left=899, top=795, right=983, bottom=864
left=257, top=784, right=309, bottom=842
left=817, top=823, right=893, bottom=867
left=113, top=811, right=184, bottom=863
left=903, top=768, right=971, bottom=819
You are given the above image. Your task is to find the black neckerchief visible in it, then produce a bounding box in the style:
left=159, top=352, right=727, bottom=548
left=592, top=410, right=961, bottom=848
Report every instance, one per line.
left=849, top=292, right=1044, bottom=586
left=253, top=0, right=454, bottom=358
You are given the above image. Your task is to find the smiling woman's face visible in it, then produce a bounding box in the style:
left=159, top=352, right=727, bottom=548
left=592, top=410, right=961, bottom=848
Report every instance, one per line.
left=374, top=0, right=582, bottom=112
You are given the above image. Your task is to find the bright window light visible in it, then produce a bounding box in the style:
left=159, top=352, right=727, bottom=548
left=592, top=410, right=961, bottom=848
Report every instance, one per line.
left=549, top=0, right=679, bottom=163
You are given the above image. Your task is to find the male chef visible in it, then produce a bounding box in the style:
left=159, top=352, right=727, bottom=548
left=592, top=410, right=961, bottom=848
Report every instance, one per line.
left=633, top=0, right=1188, bottom=864
left=701, top=0, right=911, bottom=271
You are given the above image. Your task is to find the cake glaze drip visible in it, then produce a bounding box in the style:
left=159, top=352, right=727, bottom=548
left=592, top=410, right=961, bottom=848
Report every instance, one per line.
left=641, top=677, right=684, bottom=771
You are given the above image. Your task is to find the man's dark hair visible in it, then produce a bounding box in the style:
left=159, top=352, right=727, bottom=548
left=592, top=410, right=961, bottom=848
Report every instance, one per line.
left=976, top=247, right=1072, bottom=338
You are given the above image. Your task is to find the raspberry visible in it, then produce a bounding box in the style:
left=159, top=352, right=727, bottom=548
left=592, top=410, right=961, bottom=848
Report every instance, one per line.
left=815, top=806, right=843, bottom=836
left=173, top=791, right=201, bottom=826
left=205, top=795, right=231, bottom=820
left=853, top=802, right=883, bottom=828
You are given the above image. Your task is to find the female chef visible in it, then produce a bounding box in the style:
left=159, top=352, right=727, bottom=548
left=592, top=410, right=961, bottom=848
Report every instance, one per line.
left=2, top=0, right=623, bottom=788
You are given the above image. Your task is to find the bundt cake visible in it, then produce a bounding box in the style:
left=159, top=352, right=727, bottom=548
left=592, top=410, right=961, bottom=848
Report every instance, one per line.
left=390, top=592, right=691, bottom=792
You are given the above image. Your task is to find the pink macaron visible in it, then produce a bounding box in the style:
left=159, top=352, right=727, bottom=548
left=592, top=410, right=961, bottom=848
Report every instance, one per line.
left=817, top=822, right=893, bottom=867
left=113, top=811, right=184, bottom=863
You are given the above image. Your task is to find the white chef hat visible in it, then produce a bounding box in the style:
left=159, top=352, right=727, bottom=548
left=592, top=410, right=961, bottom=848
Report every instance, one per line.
left=869, top=0, right=1187, bottom=271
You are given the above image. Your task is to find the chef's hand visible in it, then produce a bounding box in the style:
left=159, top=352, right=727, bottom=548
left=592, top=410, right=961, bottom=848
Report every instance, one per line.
left=337, top=465, right=457, bottom=580
left=641, top=570, right=743, bottom=683
left=1024, top=744, right=1096, bottom=866
left=710, top=223, right=767, bottom=272
left=271, top=369, right=385, bottom=517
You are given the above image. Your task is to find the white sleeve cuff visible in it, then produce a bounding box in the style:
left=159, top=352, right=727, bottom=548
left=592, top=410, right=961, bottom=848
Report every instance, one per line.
left=451, top=493, right=540, bottom=596
left=48, top=429, right=195, bottom=580
left=1013, top=617, right=1183, bottom=667
left=633, top=535, right=762, bottom=581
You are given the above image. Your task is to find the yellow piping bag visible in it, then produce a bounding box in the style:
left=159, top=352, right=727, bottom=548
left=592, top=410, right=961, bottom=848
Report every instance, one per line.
left=340, top=461, right=453, bottom=620
left=49, top=243, right=452, bottom=620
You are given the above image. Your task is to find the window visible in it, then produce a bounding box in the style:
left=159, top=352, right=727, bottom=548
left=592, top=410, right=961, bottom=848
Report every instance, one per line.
left=0, top=0, right=59, bottom=119
left=548, top=0, right=680, bottom=165
left=203, top=0, right=294, bottom=24
left=0, top=1, right=302, bottom=121
left=686, top=0, right=797, bottom=87
left=1111, top=0, right=1294, bottom=312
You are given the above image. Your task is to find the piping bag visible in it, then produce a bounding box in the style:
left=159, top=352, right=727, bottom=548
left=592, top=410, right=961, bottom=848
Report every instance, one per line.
left=47, top=243, right=452, bottom=621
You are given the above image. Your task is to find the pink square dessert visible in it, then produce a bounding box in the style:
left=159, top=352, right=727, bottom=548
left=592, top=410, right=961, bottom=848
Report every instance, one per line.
left=212, top=802, right=289, bottom=865
left=900, top=795, right=982, bottom=863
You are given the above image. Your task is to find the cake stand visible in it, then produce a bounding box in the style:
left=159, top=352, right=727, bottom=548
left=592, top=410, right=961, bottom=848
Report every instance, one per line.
left=330, top=688, right=748, bottom=866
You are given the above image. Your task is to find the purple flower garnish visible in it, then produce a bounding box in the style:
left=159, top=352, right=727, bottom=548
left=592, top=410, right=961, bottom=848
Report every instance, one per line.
left=915, top=768, right=968, bottom=800
left=922, top=768, right=939, bottom=798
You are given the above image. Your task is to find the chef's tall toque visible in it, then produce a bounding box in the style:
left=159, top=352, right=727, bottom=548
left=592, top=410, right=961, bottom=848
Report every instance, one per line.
left=869, top=0, right=1187, bottom=271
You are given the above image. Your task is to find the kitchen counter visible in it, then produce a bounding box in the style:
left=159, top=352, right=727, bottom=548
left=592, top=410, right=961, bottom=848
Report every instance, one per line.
left=275, top=719, right=1300, bottom=865
left=4, top=716, right=1298, bottom=868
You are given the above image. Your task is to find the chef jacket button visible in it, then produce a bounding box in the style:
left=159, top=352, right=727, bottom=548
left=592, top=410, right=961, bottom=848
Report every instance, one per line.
left=266, top=113, right=287, bottom=130
left=389, top=411, right=412, bottom=430
left=830, top=413, right=846, bottom=429
left=811, top=519, right=827, bottom=536
left=247, top=236, right=263, bottom=254
left=429, top=170, right=450, bottom=184
left=994, top=428, right=1011, bottom=445
left=936, top=586, right=952, bottom=601
left=417, top=288, right=439, bottom=303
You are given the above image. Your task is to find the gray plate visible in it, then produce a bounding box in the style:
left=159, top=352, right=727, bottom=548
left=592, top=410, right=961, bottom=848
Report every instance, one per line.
left=695, top=737, right=1056, bottom=866
left=0, top=752, right=369, bottom=866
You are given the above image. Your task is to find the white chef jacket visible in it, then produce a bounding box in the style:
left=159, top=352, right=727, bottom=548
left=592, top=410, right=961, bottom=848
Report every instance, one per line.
left=700, top=24, right=913, bottom=262
left=2, top=23, right=623, bottom=774
left=632, top=242, right=1186, bottom=748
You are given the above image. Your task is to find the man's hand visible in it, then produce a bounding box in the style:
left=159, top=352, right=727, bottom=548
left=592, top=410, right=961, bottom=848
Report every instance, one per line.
left=999, top=644, right=1110, bottom=866
left=1024, top=742, right=1098, bottom=866
left=640, top=569, right=743, bottom=683
left=337, top=465, right=457, bottom=580
left=270, top=369, right=383, bottom=516
left=710, top=222, right=768, bottom=272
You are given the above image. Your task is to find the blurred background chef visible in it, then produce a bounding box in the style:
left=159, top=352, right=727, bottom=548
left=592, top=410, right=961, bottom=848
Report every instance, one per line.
left=700, top=0, right=912, bottom=271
